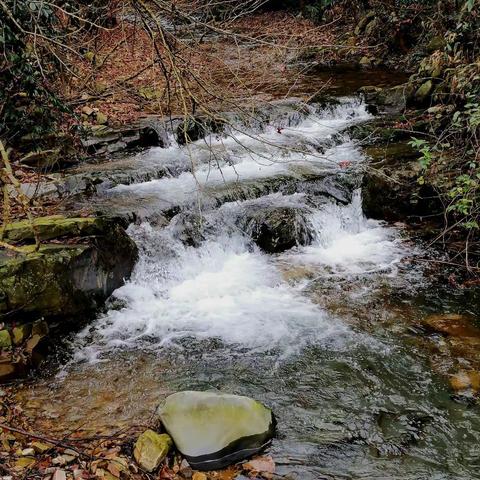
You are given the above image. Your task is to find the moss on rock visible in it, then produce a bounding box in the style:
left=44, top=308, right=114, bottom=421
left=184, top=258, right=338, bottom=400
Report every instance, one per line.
left=0, top=216, right=138, bottom=321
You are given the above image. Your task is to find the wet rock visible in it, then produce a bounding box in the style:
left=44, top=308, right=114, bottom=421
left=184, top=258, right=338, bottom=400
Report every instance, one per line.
left=157, top=391, right=275, bottom=471
left=81, top=122, right=164, bottom=155
left=423, top=313, right=480, bottom=338
left=0, top=216, right=138, bottom=321
left=243, top=456, right=275, bottom=474
left=450, top=371, right=480, bottom=393
left=176, top=116, right=223, bottom=145
left=244, top=206, right=312, bottom=253
left=171, top=213, right=206, bottom=247
left=134, top=430, right=172, bottom=472
left=306, top=93, right=341, bottom=109
left=346, top=116, right=411, bottom=145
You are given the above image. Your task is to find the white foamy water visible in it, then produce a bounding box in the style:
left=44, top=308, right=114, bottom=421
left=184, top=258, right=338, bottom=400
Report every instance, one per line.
left=106, top=99, right=371, bottom=211
left=72, top=97, right=407, bottom=362
left=74, top=223, right=352, bottom=363
left=283, top=191, right=405, bottom=276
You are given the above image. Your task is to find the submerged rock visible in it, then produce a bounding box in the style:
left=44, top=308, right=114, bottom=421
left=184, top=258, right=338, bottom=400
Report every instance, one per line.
left=0, top=216, right=137, bottom=321
left=134, top=430, right=172, bottom=472
left=157, top=391, right=275, bottom=471
left=424, top=313, right=480, bottom=338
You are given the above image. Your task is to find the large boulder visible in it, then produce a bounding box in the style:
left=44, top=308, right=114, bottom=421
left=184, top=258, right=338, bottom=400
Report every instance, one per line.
left=157, top=391, right=275, bottom=471
left=0, top=216, right=138, bottom=321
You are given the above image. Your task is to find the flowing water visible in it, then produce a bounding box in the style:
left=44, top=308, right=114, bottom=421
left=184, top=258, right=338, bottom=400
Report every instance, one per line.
left=15, top=90, right=480, bottom=479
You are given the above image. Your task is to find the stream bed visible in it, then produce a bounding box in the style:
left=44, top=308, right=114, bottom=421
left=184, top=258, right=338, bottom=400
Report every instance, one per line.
left=14, top=73, right=480, bottom=479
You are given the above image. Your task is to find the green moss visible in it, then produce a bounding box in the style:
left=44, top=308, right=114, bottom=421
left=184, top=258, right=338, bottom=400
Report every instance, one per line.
left=0, top=330, right=12, bottom=350
left=2, top=216, right=101, bottom=244
left=134, top=430, right=172, bottom=472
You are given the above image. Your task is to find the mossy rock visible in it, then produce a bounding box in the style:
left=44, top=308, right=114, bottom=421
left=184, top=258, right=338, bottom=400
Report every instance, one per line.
left=134, top=430, right=172, bottom=472
left=0, top=330, right=12, bottom=350
left=359, top=83, right=415, bottom=114
left=414, top=80, right=433, bottom=105
left=0, top=216, right=138, bottom=321
left=2, top=216, right=103, bottom=244
left=157, top=391, right=275, bottom=471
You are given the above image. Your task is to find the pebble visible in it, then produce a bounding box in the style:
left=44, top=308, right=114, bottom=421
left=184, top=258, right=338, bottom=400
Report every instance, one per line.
left=52, top=455, right=67, bottom=466
left=52, top=469, right=67, bottom=480
left=192, top=473, right=207, bottom=480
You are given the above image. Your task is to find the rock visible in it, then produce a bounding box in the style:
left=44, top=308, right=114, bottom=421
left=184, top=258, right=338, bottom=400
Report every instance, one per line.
left=414, top=80, right=433, bottom=105
left=19, top=149, right=62, bottom=170
left=0, top=330, right=12, bottom=349
left=134, top=430, right=172, bottom=472
left=0, top=216, right=138, bottom=321
left=359, top=84, right=415, bottom=114
left=21, top=448, right=35, bottom=456
left=2, top=215, right=107, bottom=244
left=52, top=469, right=67, bottom=480
left=176, top=116, right=223, bottom=145
left=157, top=391, right=275, bottom=471
left=424, top=314, right=480, bottom=338
left=243, top=456, right=275, bottom=474
left=82, top=106, right=94, bottom=116
left=450, top=371, right=480, bottom=393
left=192, top=473, right=207, bottom=480
left=12, top=324, right=32, bottom=346
left=15, top=457, right=36, bottom=468
left=306, top=93, right=341, bottom=108
left=244, top=206, right=313, bottom=253
left=0, top=359, right=16, bottom=383
left=355, top=11, right=376, bottom=36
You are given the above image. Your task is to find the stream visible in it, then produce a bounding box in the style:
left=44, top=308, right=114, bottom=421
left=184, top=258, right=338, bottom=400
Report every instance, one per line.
left=15, top=72, right=480, bottom=479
